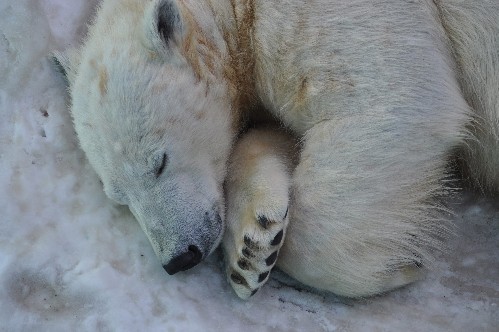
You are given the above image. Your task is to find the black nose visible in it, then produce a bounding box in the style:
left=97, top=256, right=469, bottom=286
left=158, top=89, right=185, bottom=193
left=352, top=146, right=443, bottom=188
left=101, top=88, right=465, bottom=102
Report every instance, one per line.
left=163, top=245, right=203, bottom=275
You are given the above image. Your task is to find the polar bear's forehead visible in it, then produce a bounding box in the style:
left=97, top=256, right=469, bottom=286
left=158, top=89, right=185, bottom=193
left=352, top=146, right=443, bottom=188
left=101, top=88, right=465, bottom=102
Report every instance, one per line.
left=75, top=62, right=182, bottom=131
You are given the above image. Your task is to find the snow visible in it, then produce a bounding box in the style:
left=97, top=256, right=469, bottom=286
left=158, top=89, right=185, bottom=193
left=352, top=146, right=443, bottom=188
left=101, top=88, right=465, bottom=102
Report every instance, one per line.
left=0, top=0, right=497, bottom=331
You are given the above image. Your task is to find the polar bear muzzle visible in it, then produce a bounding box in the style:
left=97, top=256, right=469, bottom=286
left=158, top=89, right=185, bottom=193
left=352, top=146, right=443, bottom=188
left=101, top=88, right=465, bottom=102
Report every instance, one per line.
left=128, top=193, right=224, bottom=275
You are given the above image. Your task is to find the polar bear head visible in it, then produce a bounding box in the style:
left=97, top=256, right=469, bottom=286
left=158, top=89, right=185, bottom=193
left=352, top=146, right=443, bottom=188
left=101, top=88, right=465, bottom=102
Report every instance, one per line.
left=55, top=0, right=236, bottom=274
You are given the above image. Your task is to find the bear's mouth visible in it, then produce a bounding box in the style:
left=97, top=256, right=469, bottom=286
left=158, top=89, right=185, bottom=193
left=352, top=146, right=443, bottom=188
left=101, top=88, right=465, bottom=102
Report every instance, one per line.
left=205, top=204, right=225, bottom=256
left=127, top=195, right=225, bottom=275
left=161, top=209, right=223, bottom=275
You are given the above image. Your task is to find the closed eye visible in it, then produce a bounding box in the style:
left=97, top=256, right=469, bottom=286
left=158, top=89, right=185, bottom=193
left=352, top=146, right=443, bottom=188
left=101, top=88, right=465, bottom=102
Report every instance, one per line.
left=156, top=153, right=168, bottom=177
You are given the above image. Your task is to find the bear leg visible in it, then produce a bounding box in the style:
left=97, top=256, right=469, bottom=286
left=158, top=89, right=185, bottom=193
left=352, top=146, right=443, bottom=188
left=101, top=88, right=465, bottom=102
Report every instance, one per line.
left=277, top=118, right=443, bottom=298
left=436, top=1, right=499, bottom=191
left=222, top=127, right=296, bottom=299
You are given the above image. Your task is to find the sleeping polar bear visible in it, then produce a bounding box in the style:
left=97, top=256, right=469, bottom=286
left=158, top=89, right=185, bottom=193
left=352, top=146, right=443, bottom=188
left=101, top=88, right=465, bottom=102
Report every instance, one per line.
left=55, top=0, right=499, bottom=299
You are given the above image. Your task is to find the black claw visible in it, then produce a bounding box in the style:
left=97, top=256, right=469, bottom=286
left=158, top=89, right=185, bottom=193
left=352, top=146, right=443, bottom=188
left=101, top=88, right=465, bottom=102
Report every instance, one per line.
left=237, top=259, right=251, bottom=270
left=251, top=288, right=259, bottom=296
left=242, top=247, right=255, bottom=258
left=265, top=251, right=278, bottom=266
left=230, top=272, right=248, bottom=286
left=283, top=206, right=289, bottom=220
left=244, top=235, right=259, bottom=249
left=258, top=271, right=269, bottom=283
left=257, top=215, right=270, bottom=229
left=271, top=230, right=284, bottom=246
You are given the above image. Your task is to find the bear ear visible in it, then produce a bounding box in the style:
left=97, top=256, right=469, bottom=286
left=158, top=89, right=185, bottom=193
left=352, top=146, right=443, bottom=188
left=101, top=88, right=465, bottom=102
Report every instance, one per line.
left=52, top=48, right=80, bottom=87
left=156, top=0, right=183, bottom=43
left=144, top=0, right=185, bottom=52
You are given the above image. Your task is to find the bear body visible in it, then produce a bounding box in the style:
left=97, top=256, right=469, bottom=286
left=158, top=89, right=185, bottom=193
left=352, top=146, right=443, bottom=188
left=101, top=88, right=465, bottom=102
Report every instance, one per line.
left=57, top=0, right=499, bottom=298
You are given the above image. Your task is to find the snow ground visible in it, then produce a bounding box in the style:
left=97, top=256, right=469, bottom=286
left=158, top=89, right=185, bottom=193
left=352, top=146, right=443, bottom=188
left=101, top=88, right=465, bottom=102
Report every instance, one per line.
left=0, top=0, right=497, bottom=331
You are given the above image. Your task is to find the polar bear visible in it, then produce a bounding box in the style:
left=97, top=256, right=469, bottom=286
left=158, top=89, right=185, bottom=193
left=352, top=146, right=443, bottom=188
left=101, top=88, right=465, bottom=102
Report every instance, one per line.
left=55, top=0, right=499, bottom=299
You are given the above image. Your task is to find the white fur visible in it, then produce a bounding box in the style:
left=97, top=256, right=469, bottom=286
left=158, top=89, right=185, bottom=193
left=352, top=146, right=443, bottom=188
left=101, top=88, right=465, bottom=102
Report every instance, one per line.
left=57, top=0, right=499, bottom=298
left=435, top=0, right=499, bottom=191
left=223, top=128, right=295, bottom=298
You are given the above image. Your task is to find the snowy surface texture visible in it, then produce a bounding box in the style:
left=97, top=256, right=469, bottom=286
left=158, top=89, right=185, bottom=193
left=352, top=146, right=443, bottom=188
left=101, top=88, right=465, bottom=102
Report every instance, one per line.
left=0, top=0, right=498, bottom=331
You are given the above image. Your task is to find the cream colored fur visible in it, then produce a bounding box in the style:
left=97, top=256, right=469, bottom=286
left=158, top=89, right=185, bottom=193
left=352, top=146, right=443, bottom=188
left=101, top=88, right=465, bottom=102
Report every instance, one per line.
left=56, top=0, right=499, bottom=299
left=223, top=128, right=296, bottom=298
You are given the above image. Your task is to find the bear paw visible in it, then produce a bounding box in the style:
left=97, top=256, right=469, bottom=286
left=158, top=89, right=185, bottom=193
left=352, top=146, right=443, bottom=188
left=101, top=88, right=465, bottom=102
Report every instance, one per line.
left=224, top=204, right=289, bottom=299
left=222, top=128, right=294, bottom=299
